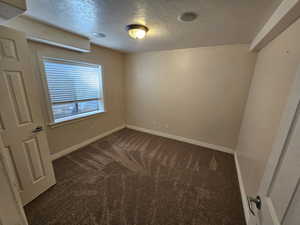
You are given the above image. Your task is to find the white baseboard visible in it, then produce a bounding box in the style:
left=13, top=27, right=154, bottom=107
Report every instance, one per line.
left=126, top=124, right=234, bottom=154
left=234, top=152, right=250, bottom=224
left=50, top=125, right=125, bottom=161
left=51, top=124, right=233, bottom=161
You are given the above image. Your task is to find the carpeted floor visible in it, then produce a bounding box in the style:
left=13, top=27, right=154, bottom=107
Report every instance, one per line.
left=24, top=128, right=245, bottom=225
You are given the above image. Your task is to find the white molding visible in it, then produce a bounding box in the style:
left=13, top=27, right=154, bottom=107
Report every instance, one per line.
left=0, top=1, right=25, bottom=25
left=27, top=36, right=90, bottom=53
left=50, top=125, right=125, bottom=161
left=250, top=0, right=300, bottom=51
left=51, top=123, right=234, bottom=162
left=5, top=15, right=91, bottom=52
left=234, top=152, right=251, bottom=225
left=126, top=125, right=234, bottom=154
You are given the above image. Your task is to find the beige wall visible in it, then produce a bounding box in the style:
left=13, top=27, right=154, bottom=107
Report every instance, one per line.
left=236, top=18, right=300, bottom=196
left=125, top=45, right=257, bottom=149
left=28, top=41, right=125, bottom=154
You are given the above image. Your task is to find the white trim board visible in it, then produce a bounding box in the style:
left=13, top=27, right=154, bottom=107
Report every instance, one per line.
left=50, top=124, right=234, bottom=161
left=234, top=152, right=252, bottom=225
left=250, top=0, right=300, bottom=51
left=50, top=125, right=125, bottom=161
left=126, top=125, right=234, bottom=154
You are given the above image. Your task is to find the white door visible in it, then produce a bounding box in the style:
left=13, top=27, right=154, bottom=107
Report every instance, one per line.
left=0, top=25, right=55, bottom=206
left=251, top=66, right=300, bottom=225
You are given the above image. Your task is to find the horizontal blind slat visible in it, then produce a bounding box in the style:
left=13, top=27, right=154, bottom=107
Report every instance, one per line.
left=43, top=59, right=102, bottom=104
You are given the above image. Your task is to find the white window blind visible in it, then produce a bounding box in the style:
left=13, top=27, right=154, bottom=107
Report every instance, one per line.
left=42, top=58, right=104, bottom=123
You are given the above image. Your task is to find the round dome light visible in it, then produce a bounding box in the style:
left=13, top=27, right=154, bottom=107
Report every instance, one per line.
left=126, top=24, right=149, bottom=39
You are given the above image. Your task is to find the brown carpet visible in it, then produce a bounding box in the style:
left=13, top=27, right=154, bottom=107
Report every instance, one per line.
left=24, top=128, right=245, bottom=225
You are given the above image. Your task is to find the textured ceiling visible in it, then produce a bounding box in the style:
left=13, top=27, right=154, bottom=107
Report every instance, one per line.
left=25, top=0, right=283, bottom=52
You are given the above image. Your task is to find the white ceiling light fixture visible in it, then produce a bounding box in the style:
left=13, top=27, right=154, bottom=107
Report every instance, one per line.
left=126, top=24, right=149, bottom=40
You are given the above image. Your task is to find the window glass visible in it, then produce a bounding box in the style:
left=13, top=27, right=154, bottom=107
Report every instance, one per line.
left=42, top=58, right=104, bottom=123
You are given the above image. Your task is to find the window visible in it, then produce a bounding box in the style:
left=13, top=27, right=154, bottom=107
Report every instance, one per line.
left=42, top=57, right=104, bottom=124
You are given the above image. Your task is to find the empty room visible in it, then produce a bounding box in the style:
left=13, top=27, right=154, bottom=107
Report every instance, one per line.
left=1, top=0, right=300, bottom=225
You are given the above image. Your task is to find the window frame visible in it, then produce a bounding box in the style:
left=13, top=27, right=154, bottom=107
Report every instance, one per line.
left=39, top=56, right=106, bottom=126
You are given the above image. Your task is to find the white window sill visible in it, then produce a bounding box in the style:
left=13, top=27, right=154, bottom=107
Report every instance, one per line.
left=48, top=110, right=105, bottom=128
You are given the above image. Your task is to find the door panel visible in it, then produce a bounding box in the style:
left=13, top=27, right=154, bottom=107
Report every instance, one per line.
left=5, top=146, right=24, bottom=191
left=258, top=197, right=280, bottom=225
left=0, top=38, right=18, bottom=61
left=0, top=25, right=55, bottom=205
left=255, top=84, right=300, bottom=225
left=4, top=71, right=33, bottom=124
left=0, top=154, right=28, bottom=225
left=0, top=115, right=4, bottom=130
left=283, top=181, right=300, bottom=225
left=269, top=112, right=300, bottom=222
left=257, top=112, right=300, bottom=225
left=23, top=137, right=45, bottom=181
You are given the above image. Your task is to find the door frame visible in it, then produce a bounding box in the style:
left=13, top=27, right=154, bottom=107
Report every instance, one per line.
left=250, top=63, right=300, bottom=224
